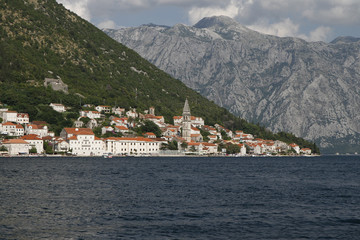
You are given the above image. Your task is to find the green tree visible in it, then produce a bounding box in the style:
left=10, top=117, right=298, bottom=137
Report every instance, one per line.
left=43, top=142, right=53, bottom=154
left=200, top=129, right=210, bottom=142
left=168, top=140, right=178, bottom=150
left=137, top=120, right=162, bottom=137
left=180, top=141, right=188, bottom=150
left=226, top=144, right=240, bottom=154
left=29, top=146, right=37, bottom=154
left=0, top=145, right=7, bottom=151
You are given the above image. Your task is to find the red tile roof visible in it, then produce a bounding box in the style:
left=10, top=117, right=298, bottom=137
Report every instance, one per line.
left=21, top=134, right=42, bottom=140
left=64, top=128, right=94, bottom=135
left=3, top=139, right=29, bottom=144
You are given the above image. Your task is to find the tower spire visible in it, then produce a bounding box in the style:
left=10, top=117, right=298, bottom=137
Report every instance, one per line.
left=182, top=98, right=191, bottom=142
left=183, top=98, right=190, bottom=114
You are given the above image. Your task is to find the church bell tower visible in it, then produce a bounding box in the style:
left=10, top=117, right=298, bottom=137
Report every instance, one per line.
left=182, top=98, right=191, bottom=142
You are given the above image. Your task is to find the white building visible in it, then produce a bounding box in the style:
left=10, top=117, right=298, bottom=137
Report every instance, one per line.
left=21, top=134, right=44, bottom=154
left=16, top=113, right=29, bottom=124
left=79, top=110, right=101, bottom=119
left=126, top=108, right=138, bottom=118
left=143, top=114, right=166, bottom=128
left=50, top=103, right=66, bottom=113
left=0, top=122, right=24, bottom=136
left=237, top=143, right=247, bottom=156
left=25, top=124, right=48, bottom=137
left=60, top=128, right=105, bottom=156
left=114, top=125, right=129, bottom=134
left=105, top=137, right=160, bottom=155
left=0, top=108, right=9, bottom=119
left=95, top=105, right=111, bottom=114
left=102, top=126, right=114, bottom=135
left=290, top=143, right=300, bottom=154
left=3, top=111, right=17, bottom=122
left=53, top=137, right=70, bottom=153
left=173, top=116, right=205, bottom=128
left=112, top=107, right=125, bottom=116
left=2, top=139, right=29, bottom=155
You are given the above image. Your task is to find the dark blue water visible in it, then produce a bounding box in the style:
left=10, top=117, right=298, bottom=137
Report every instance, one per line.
left=1, top=156, right=360, bottom=239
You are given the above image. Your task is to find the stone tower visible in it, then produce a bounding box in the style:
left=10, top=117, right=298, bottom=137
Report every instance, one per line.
left=182, top=98, right=191, bottom=142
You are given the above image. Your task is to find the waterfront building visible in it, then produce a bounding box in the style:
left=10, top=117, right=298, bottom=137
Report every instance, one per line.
left=60, top=128, right=105, bottom=156
left=105, top=137, right=160, bottom=155
left=21, top=134, right=44, bottom=154
left=2, top=139, right=29, bottom=155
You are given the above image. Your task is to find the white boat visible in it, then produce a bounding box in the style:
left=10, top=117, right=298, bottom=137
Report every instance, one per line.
left=103, top=153, right=113, bottom=158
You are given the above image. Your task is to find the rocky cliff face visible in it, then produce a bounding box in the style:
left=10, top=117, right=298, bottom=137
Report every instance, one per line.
left=104, top=16, right=360, bottom=153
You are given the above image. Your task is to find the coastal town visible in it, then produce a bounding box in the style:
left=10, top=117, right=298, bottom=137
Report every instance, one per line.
left=0, top=100, right=312, bottom=157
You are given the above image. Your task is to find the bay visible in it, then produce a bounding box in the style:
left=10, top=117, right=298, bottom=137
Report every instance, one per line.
left=1, top=155, right=360, bottom=239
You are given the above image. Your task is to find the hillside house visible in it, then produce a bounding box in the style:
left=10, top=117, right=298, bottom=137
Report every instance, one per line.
left=25, top=124, right=48, bottom=137
left=79, top=110, right=101, bottom=119
left=112, top=107, right=125, bottom=116
left=0, top=122, right=24, bottom=136
left=102, top=126, right=114, bottom=135
left=114, top=125, right=129, bottom=134
left=16, top=113, right=29, bottom=124
left=50, top=103, right=66, bottom=113
left=95, top=105, right=111, bottom=114
left=3, top=111, right=17, bottom=122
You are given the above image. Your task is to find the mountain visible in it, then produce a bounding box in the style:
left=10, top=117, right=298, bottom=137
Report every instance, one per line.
left=0, top=1, right=318, bottom=151
left=104, top=16, right=360, bottom=154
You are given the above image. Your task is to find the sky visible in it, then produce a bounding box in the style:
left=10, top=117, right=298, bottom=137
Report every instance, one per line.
left=56, top=0, right=360, bottom=42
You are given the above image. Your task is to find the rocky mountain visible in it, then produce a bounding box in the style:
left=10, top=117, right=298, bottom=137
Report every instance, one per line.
left=104, top=16, right=360, bottom=153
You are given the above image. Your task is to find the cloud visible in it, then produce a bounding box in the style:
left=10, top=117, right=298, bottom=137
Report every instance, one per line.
left=302, top=0, right=360, bottom=25
left=97, top=20, right=119, bottom=29
left=248, top=18, right=332, bottom=42
left=57, top=0, right=91, bottom=21
left=248, top=18, right=300, bottom=38
left=308, top=26, right=332, bottom=42
left=188, top=0, right=240, bottom=24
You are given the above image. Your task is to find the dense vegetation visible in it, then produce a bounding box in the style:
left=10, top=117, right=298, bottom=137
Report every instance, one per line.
left=0, top=0, right=319, bottom=153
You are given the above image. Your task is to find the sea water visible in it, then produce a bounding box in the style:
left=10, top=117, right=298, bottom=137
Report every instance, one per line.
left=1, top=156, right=360, bottom=239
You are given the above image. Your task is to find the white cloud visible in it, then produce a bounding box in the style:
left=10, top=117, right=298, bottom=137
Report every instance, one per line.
left=248, top=18, right=332, bottom=42
left=57, top=0, right=91, bottom=21
left=97, top=20, right=119, bottom=29
left=248, top=18, right=300, bottom=38
left=308, top=26, right=332, bottom=42
left=188, top=0, right=240, bottom=24
left=302, top=1, right=360, bottom=25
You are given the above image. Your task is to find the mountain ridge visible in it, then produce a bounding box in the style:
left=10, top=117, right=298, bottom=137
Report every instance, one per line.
left=104, top=16, right=360, bottom=153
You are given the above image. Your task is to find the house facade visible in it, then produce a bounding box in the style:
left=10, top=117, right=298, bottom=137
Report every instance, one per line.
left=21, top=134, right=44, bottom=154
left=61, top=128, right=105, bottom=156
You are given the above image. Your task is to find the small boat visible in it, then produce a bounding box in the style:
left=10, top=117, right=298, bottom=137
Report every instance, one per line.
left=103, top=153, right=113, bottom=158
